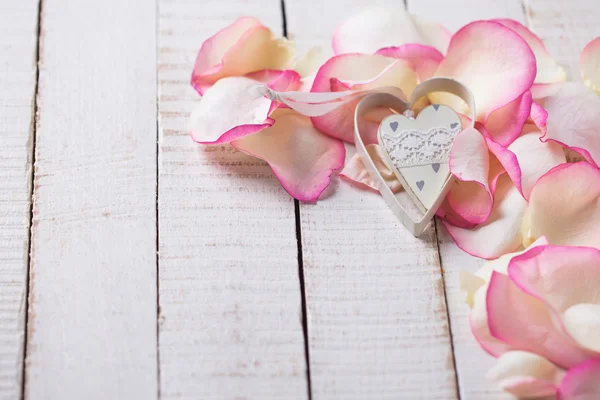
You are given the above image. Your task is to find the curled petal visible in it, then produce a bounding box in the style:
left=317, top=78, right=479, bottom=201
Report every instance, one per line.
left=376, top=44, right=443, bottom=81
left=444, top=174, right=527, bottom=259
left=232, top=109, right=345, bottom=201
left=483, top=91, right=533, bottom=146
left=506, top=130, right=566, bottom=199
left=487, top=271, right=591, bottom=369
left=493, top=19, right=567, bottom=85
left=191, top=17, right=294, bottom=94
left=523, top=162, right=600, bottom=248
left=558, top=358, right=600, bottom=400
left=190, top=77, right=274, bottom=144
left=542, top=82, right=600, bottom=167
left=311, top=54, right=416, bottom=143
left=508, top=245, right=600, bottom=353
left=486, top=139, right=522, bottom=196
left=581, top=36, right=600, bottom=94
left=340, top=145, right=402, bottom=193
left=433, top=21, right=536, bottom=120
left=487, top=351, right=561, bottom=398
left=447, top=127, right=493, bottom=224
left=332, top=6, right=450, bottom=55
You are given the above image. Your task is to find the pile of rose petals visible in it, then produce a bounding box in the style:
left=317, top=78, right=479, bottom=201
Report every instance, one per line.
left=190, top=8, right=600, bottom=398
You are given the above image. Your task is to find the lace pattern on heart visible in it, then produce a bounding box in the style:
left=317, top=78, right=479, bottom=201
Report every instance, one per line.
left=381, top=125, right=460, bottom=168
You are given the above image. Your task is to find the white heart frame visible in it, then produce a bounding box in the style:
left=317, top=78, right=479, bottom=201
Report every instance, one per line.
left=353, top=78, right=476, bottom=237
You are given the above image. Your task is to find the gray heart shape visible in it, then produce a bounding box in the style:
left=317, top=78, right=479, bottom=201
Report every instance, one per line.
left=432, top=104, right=440, bottom=111
left=450, top=122, right=458, bottom=129
left=432, top=163, right=440, bottom=173
left=416, top=180, right=425, bottom=191
left=390, top=121, right=399, bottom=132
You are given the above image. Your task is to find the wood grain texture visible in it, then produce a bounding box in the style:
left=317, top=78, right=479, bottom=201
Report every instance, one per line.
left=25, top=1, right=158, bottom=398
left=285, top=1, right=458, bottom=398
left=524, top=0, right=600, bottom=77
left=407, top=1, right=525, bottom=398
left=158, top=1, right=308, bottom=399
left=0, top=1, right=39, bottom=399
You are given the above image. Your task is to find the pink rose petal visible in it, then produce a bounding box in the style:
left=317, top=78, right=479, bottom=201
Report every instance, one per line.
left=487, top=271, right=591, bottom=369
left=541, top=82, right=600, bottom=167
left=231, top=109, right=345, bottom=201
left=191, top=17, right=294, bottom=94
left=493, top=19, right=567, bottom=85
left=580, top=36, right=600, bottom=94
left=447, top=127, right=493, bottom=224
left=558, top=358, right=600, bottom=400
left=524, top=162, right=600, bottom=249
left=245, top=69, right=301, bottom=91
left=376, top=44, right=444, bottom=81
left=311, top=54, right=416, bottom=143
left=483, top=91, right=533, bottom=146
left=471, top=284, right=511, bottom=356
left=332, top=6, right=450, bottom=55
left=340, top=145, right=402, bottom=193
left=190, top=76, right=274, bottom=144
left=487, top=351, right=562, bottom=398
left=508, top=245, right=600, bottom=353
left=443, top=174, right=527, bottom=259
left=433, top=21, right=536, bottom=120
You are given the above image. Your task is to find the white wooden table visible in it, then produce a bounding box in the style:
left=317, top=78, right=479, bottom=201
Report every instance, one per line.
left=1, top=0, right=598, bottom=398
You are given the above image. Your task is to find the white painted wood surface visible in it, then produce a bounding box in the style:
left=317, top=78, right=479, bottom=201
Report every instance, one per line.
left=285, top=1, right=458, bottom=399
left=0, top=1, right=38, bottom=398
left=157, top=0, right=308, bottom=399
left=0, top=0, right=595, bottom=398
left=24, top=1, right=158, bottom=399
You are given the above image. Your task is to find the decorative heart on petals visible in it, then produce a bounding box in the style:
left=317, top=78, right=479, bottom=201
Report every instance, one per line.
left=378, top=104, right=461, bottom=212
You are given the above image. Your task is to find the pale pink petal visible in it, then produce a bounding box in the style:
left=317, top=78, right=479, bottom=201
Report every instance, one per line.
left=293, top=46, right=327, bottom=78
left=447, top=127, right=493, bottom=224
left=508, top=245, right=600, bottom=353
left=471, top=284, right=511, bottom=356
left=493, top=19, right=567, bottom=85
left=376, top=44, right=443, bottom=81
left=506, top=130, right=566, bottom=199
left=191, top=17, right=294, bottom=94
left=531, top=82, right=565, bottom=100
left=487, top=271, right=591, bottom=368
left=340, top=144, right=402, bottom=193
left=541, top=82, right=600, bottom=167
left=486, top=139, right=522, bottom=196
left=190, top=76, right=274, bottom=144
left=436, top=198, right=477, bottom=229
left=311, top=54, right=416, bottom=143
left=443, top=175, right=527, bottom=259
left=558, top=358, right=600, bottom=400
left=332, top=6, right=450, bottom=55
left=245, top=69, right=301, bottom=91
left=231, top=109, right=345, bottom=201
left=484, top=91, right=533, bottom=146
left=487, top=351, right=562, bottom=398
left=433, top=21, right=536, bottom=120
left=580, top=37, right=600, bottom=94
left=524, top=162, right=600, bottom=249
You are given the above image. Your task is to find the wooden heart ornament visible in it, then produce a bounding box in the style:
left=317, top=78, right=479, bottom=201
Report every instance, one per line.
left=378, top=105, right=461, bottom=212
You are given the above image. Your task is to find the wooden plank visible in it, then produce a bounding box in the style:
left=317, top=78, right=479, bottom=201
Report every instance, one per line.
left=0, top=1, right=39, bottom=398
left=24, top=1, right=158, bottom=398
left=284, top=1, right=459, bottom=398
left=406, top=1, right=525, bottom=399
left=524, top=0, right=600, bottom=76
left=157, top=1, right=308, bottom=399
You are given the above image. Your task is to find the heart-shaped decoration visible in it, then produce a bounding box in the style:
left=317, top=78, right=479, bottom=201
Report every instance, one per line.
left=378, top=104, right=461, bottom=212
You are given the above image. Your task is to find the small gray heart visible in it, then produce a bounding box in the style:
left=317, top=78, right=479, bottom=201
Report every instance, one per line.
left=416, top=180, right=425, bottom=191
left=390, top=121, right=399, bottom=132
left=432, top=163, right=440, bottom=173
left=432, top=104, right=440, bottom=111
left=450, top=122, right=458, bottom=129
